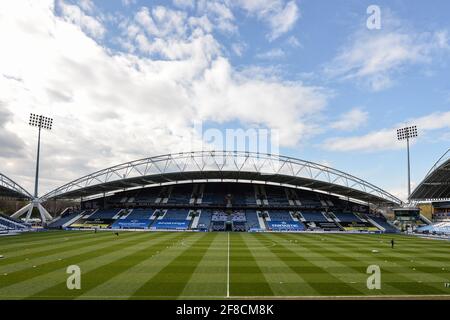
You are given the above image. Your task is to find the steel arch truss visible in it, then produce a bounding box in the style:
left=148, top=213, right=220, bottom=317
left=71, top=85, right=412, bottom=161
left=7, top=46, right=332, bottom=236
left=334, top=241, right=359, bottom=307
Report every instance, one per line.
left=410, top=149, right=450, bottom=202
left=0, top=173, right=32, bottom=199
left=40, top=151, right=402, bottom=205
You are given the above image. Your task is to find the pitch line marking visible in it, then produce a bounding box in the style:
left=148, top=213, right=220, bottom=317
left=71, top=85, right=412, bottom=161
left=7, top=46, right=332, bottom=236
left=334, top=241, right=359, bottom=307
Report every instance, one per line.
left=227, top=232, right=230, bottom=298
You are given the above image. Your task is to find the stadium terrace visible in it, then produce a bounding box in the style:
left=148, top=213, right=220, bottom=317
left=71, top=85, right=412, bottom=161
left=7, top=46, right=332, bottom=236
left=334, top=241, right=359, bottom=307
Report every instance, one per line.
left=32, top=151, right=403, bottom=233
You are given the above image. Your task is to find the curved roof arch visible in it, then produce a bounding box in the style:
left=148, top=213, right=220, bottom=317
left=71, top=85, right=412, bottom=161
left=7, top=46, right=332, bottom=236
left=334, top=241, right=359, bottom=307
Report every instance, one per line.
left=410, top=149, right=450, bottom=201
left=40, top=151, right=402, bottom=205
left=0, top=172, right=32, bottom=199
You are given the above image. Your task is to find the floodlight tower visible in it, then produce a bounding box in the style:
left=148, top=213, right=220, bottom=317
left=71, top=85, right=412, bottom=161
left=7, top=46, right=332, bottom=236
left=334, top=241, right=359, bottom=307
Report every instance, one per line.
left=11, top=114, right=54, bottom=224
left=397, top=125, right=418, bottom=201
left=29, top=113, right=53, bottom=198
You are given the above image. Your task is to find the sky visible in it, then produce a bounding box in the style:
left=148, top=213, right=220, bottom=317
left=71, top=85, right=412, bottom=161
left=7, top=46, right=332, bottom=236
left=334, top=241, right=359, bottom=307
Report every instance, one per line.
left=0, top=0, right=449, bottom=201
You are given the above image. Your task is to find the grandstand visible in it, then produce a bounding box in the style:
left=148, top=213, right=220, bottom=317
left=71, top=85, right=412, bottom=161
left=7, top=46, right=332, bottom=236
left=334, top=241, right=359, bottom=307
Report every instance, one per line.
left=47, top=209, right=84, bottom=229
left=42, top=181, right=398, bottom=233
left=195, top=212, right=208, bottom=229
left=0, top=213, right=29, bottom=232
left=410, top=149, right=450, bottom=236
left=36, top=152, right=403, bottom=233
left=416, top=221, right=450, bottom=235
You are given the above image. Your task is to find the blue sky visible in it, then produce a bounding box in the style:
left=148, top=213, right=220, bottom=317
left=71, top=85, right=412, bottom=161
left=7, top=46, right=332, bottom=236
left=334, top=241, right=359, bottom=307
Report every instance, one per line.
left=0, top=0, right=449, bottom=200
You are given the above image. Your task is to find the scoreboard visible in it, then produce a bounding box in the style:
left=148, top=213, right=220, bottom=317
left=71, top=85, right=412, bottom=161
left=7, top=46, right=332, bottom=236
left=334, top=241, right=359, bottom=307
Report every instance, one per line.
left=393, top=207, right=420, bottom=221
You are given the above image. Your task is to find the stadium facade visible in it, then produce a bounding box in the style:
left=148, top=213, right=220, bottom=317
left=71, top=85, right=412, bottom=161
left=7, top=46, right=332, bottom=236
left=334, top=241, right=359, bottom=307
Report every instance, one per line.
left=410, top=149, right=450, bottom=235
left=40, top=151, right=402, bottom=233
left=0, top=173, right=31, bottom=232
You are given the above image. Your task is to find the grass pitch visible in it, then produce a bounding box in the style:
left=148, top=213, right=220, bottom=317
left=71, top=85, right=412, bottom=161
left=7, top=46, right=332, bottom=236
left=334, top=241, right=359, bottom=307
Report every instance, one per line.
left=0, top=231, right=449, bottom=299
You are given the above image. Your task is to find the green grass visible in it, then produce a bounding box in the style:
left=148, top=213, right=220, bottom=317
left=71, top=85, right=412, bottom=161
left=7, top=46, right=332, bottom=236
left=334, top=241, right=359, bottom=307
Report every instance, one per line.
left=0, top=231, right=449, bottom=299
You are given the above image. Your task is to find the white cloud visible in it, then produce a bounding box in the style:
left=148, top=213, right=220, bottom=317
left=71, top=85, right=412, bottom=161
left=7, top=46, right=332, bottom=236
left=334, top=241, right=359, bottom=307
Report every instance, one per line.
left=231, top=42, right=246, bottom=56
left=235, top=0, right=300, bottom=40
left=135, top=6, right=187, bottom=38
left=323, top=111, right=450, bottom=152
left=0, top=0, right=328, bottom=194
left=323, top=128, right=398, bottom=152
left=255, top=48, right=285, bottom=59
left=286, top=35, right=301, bottom=48
left=78, top=0, right=95, bottom=13
left=198, top=1, right=237, bottom=34
left=330, top=108, right=368, bottom=131
left=193, top=58, right=328, bottom=146
left=121, top=0, right=137, bottom=7
left=0, top=105, right=26, bottom=158
left=57, top=0, right=105, bottom=39
left=325, top=15, right=450, bottom=91
left=266, top=1, right=299, bottom=41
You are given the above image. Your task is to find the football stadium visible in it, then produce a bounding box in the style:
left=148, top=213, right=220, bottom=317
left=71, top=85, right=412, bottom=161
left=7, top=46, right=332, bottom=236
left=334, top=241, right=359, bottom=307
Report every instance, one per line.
left=1, top=1, right=450, bottom=307
left=1, top=151, right=449, bottom=299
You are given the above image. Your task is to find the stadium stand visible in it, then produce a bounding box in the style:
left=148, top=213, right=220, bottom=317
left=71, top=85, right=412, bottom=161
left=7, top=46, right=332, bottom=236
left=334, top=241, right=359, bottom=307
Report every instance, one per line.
left=162, top=209, right=190, bottom=220
left=333, top=211, right=361, bottom=222
left=367, top=215, right=398, bottom=233
left=245, top=210, right=262, bottom=230
left=212, top=211, right=228, bottom=221
left=0, top=213, right=28, bottom=231
left=211, top=221, right=226, bottom=231
left=265, top=186, right=289, bottom=206
left=196, top=211, right=212, bottom=231
left=50, top=181, right=400, bottom=234
left=48, top=210, right=83, bottom=229
left=133, top=188, right=161, bottom=204
left=88, top=209, right=121, bottom=220
left=416, top=222, right=450, bottom=235
left=231, top=211, right=247, bottom=231
left=167, top=185, right=193, bottom=204
left=125, top=208, right=154, bottom=219
left=68, top=209, right=116, bottom=229
left=301, top=211, right=328, bottom=222
left=111, top=208, right=155, bottom=229
left=150, top=209, right=190, bottom=230
left=267, top=210, right=293, bottom=221
left=202, top=183, right=227, bottom=205
left=266, top=220, right=306, bottom=232
left=295, top=190, right=322, bottom=208
left=264, top=210, right=305, bottom=231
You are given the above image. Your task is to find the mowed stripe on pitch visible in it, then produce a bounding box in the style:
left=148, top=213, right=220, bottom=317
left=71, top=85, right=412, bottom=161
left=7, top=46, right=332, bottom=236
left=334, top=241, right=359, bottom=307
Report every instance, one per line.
left=27, top=232, right=185, bottom=299
left=76, top=232, right=201, bottom=299
left=180, top=232, right=228, bottom=298
left=321, top=233, right=450, bottom=286
left=0, top=231, right=144, bottom=275
left=0, top=231, right=96, bottom=253
left=0, top=232, right=152, bottom=297
left=266, top=233, right=364, bottom=296
left=295, top=233, right=449, bottom=295
left=132, top=232, right=217, bottom=299
left=229, top=233, right=273, bottom=297
left=0, top=231, right=120, bottom=265
left=0, top=231, right=449, bottom=299
left=245, top=233, right=319, bottom=296
left=284, top=233, right=407, bottom=295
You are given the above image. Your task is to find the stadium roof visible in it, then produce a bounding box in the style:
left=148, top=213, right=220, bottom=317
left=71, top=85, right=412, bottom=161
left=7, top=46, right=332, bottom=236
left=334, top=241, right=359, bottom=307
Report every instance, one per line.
left=410, top=149, right=450, bottom=201
left=40, top=151, right=402, bottom=206
left=0, top=172, right=32, bottom=199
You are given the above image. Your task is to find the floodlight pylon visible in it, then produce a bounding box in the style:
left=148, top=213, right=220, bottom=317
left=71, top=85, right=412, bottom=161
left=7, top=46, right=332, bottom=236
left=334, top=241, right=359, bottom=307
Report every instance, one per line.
left=397, top=125, right=418, bottom=201
left=11, top=114, right=54, bottom=224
